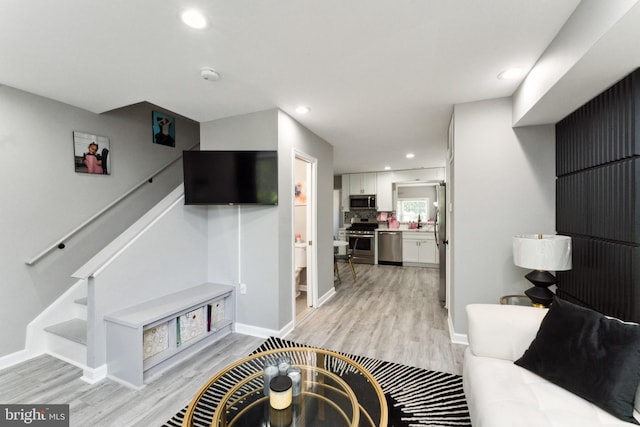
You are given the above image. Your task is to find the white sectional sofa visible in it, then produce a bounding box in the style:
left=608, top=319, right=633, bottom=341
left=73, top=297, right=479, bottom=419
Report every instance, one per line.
left=463, top=303, right=640, bottom=427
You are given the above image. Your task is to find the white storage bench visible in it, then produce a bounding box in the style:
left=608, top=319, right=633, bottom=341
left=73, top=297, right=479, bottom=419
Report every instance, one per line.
left=104, top=282, right=235, bottom=389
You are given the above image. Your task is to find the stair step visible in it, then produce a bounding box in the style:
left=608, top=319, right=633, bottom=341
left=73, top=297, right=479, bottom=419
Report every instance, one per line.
left=74, top=297, right=88, bottom=306
left=44, top=319, right=87, bottom=345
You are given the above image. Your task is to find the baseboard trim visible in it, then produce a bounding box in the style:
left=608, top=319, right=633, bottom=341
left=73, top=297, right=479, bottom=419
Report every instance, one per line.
left=448, top=313, right=469, bottom=345
left=317, top=287, right=336, bottom=307
left=235, top=323, right=285, bottom=339
left=0, top=349, right=31, bottom=370
left=80, top=364, right=108, bottom=384
left=107, top=374, right=144, bottom=390
left=235, top=287, right=336, bottom=339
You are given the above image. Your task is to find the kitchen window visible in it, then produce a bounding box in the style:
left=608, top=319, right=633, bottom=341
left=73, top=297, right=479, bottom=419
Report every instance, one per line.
left=396, top=198, right=429, bottom=223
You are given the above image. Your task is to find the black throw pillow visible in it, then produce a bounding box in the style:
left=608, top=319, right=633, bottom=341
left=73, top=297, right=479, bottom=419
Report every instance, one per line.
left=515, top=297, right=640, bottom=424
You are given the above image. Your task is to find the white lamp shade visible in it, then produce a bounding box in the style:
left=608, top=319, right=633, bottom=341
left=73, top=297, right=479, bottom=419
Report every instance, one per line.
left=513, top=234, right=572, bottom=271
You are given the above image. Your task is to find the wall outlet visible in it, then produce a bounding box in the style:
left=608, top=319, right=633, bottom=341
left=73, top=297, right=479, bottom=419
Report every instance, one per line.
left=239, top=283, right=247, bottom=294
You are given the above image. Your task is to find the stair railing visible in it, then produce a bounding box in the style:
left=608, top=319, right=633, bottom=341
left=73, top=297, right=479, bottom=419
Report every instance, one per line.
left=25, top=143, right=199, bottom=265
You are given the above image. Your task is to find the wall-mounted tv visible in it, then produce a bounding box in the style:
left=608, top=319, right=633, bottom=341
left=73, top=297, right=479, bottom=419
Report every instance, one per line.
left=183, top=150, right=278, bottom=205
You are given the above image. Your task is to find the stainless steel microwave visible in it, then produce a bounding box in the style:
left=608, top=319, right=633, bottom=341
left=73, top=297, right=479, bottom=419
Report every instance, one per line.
left=349, top=195, right=376, bottom=210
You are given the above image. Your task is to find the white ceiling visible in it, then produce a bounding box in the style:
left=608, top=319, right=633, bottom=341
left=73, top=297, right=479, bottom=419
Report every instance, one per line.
left=2, top=1, right=638, bottom=174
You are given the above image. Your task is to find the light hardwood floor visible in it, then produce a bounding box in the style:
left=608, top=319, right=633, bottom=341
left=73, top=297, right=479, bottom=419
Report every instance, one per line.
left=0, top=263, right=466, bottom=427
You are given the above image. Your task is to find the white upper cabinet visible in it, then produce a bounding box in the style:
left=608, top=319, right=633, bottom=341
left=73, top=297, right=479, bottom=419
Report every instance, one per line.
left=376, top=172, right=394, bottom=212
left=348, top=173, right=376, bottom=195
left=341, top=168, right=444, bottom=212
left=341, top=174, right=350, bottom=211
left=394, top=168, right=444, bottom=183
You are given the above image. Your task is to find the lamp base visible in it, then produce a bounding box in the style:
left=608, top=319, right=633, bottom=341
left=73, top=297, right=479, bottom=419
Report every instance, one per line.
left=523, top=270, right=558, bottom=307
left=524, top=286, right=555, bottom=307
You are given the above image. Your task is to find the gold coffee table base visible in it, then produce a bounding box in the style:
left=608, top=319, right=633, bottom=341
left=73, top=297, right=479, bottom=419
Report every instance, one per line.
left=183, top=347, right=388, bottom=427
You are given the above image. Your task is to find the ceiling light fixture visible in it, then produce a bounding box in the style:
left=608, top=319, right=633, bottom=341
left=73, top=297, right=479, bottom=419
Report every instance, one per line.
left=406, top=153, right=415, bottom=159
left=498, top=68, right=523, bottom=80
left=181, top=9, right=207, bottom=29
left=384, top=166, right=391, bottom=170
left=295, top=106, right=310, bottom=114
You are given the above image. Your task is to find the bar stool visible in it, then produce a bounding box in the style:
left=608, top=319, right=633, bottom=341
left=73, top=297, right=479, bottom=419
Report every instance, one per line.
left=334, top=239, right=356, bottom=282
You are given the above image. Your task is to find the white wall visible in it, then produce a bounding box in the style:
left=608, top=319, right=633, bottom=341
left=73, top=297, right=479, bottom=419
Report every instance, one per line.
left=0, top=86, right=199, bottom=357
left=450, top=97, right=556, bottom=336
left=200, top=109, right=333, bottom=332
left=278, top=111, right=335, bottom=320
left=87, top=191, right=209, bottom=368
left=200, top=110, right=280, bottom=329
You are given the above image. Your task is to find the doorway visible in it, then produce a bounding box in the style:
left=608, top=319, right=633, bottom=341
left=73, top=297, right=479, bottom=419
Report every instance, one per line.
left=293, top=152, right=317, bottom=323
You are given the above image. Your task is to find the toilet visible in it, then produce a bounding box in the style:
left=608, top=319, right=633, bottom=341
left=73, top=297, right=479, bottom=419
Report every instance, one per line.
left=294, top=243, right=306, bottom=294
left=294, top=243, right=306, bottom=269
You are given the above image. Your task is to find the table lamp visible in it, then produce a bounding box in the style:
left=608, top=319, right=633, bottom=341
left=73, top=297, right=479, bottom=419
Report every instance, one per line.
left=512, top=234, right=572, bottom=307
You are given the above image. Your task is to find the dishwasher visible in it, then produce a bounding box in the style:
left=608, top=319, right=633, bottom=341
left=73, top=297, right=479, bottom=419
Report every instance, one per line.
left=378, top=231, right=403, bottom=266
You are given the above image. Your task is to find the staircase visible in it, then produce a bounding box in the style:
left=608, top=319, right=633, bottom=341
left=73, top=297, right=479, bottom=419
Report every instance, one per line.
left=24, top=185, right=191, bottom=384
left=45, top=318, right=86, bottom=345
left=26, top=280, right=89, bottom=373
left=43, top=297, right=88, bottom=366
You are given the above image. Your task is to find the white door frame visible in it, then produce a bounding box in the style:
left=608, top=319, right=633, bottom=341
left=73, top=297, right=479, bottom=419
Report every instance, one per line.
left=446, top=114, right=454, bottom=311
left=293, top=150, right=318, bottom=318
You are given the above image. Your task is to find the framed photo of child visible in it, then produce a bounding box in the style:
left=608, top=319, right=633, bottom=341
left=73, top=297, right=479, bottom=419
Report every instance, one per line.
left=73, top=131, right=110, bottom=175
left=152, top=111, right=176, bottom=147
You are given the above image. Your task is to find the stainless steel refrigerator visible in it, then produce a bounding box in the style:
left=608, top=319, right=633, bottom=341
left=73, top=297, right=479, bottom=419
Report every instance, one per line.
left=436, top=182, right=447, bottom=307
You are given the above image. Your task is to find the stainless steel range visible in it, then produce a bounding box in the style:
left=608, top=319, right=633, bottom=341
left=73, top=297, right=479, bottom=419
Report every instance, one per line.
left=346, top=218, right=378, bottom=264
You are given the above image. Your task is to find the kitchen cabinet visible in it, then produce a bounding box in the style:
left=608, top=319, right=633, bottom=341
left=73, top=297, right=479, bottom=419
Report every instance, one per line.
left=341, top=174, right=350, bottom=211
left=348, top=173, right=376, bottom=195
left=394, top=168, right=445, bottom=184
left=402, top=232, right=438, bottom=265
left=376, top=171, right=394, bottom=211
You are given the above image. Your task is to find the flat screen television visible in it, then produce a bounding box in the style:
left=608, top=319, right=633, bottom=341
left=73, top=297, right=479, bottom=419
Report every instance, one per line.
left=182, top=150, right=278, bottom=205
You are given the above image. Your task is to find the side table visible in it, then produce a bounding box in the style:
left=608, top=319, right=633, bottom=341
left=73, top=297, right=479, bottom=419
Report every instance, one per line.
left=499, top=294, right=532, bottom=306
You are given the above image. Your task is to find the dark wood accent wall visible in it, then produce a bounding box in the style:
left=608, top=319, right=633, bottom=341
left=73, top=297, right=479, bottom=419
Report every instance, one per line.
left=556, top=69, right=640, bottom=322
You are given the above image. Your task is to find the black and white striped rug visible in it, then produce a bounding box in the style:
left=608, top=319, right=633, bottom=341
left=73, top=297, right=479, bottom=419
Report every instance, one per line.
left=163, top=337, right=471, bottom=427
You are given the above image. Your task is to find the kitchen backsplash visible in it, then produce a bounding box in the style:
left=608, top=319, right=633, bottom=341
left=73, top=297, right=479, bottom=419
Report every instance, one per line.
left=344, top=209, right=377, bottom=223
left=344, top=209, right=395, bottom=223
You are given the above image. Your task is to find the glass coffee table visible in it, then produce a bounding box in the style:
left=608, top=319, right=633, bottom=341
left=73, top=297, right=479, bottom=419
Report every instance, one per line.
left=182, top=347, right=388, bottom=427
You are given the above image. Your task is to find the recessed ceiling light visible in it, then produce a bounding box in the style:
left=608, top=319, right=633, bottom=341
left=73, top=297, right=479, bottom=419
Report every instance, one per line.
left=295, top=106, right=310, bottom=114
left=384, top=166, right=391, bottom=170
left=181, top=9, right=207, bottom=29
left=406, top=153, right=415, bottom=159
left=498, top=68, right=523, bottom=80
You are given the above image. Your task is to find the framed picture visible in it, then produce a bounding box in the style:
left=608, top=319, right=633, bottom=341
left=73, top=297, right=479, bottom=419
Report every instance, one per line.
left=152, top=111, right=175, bottom=147
left=295, top=181, right=307, bottom=205
left=73, top=131, right=110, bottom=175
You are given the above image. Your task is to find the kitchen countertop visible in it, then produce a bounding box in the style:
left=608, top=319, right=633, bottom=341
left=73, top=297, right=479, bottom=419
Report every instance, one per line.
left=376, top=227, right=434, bottom=233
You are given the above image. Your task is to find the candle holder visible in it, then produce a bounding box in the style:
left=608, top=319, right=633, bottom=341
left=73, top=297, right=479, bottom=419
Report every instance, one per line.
left=278, top=356, right=291, bottom=375
left=269, top=375, right=293, bottom=410
left=286, top=366, right=302, bottom=397
left=263, top=360, right=279, bottom=396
